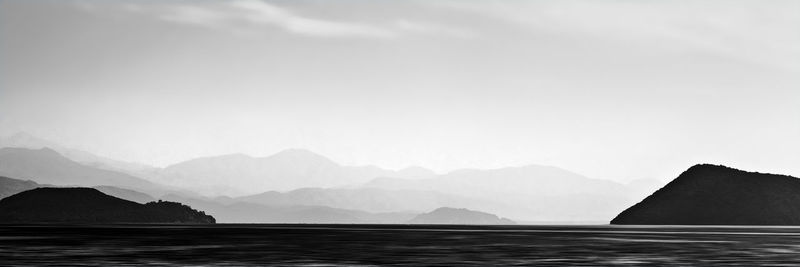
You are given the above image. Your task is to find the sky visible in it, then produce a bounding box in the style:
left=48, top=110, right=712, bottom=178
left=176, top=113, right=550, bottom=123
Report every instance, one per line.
left=1, top=0, right=798, bottom=182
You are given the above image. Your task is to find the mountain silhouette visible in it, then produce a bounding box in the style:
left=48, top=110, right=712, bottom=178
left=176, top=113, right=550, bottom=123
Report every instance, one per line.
left=408, top=207, right=515, bottom=225
left=611, top=164, right=800, bottom=225
left=0, top=147, right=164, bottom=195
left=0, top=188, right=214, bottom=223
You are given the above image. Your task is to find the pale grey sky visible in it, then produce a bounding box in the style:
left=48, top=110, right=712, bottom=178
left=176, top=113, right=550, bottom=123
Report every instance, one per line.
left=1, top=0, right=798, bottom=182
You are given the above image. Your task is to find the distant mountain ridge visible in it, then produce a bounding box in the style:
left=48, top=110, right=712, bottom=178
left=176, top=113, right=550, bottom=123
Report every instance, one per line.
left=160, top=193, right=417, bottom=223
left=0, top=188, right=214, bottom=223
left=363, top=165, right=635, bottom=221
left=0, top=147, right=164, bottom=195
left=612, top=164, right=800, bottom=225
left=159, top=149, right=436, bottom=196
left=366, top=165, right=628, bottom=197
left=0, top=132, right=156, bottom=174
left=236, top=187, right=506, bottom=214
left=0, top=133, right=663, bottom=222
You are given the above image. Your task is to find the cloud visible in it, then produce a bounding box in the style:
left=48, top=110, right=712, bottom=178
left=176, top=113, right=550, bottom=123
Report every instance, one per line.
left=392, top=19, right=476, bottom=39
left=229, top=0, right=395, bottom=38
left=141, top=0, right=395, bottom=38
left=160, top=5, right=229, bottom=28
left=111, top=0, right=475, bottom=40
left=436, top=1, right=800, bottom=72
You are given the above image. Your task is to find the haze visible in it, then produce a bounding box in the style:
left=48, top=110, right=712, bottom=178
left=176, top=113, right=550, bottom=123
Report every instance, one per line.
left=1, top=0, right=798, bottom=183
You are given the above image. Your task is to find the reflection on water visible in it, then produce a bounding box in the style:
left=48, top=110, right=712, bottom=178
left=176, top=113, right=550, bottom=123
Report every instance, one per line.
left=2, top=224, right=800, bottom=266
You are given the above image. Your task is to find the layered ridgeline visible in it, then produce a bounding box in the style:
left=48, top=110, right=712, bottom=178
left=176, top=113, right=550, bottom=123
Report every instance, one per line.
left=0, top=188, right=214, bottom=223
left=612, top=164, right=800, bottom=225
left=0, top=147, right=163, bottom=195
left=158, top=149, right=436, bottom=196
left=0, top=132, right=157, bottom=175
left=160, top=193, right=417, bottom=224
left=364, top=166, right=653, bottom=222
left=408, top=207, right=515, bottom=225
left=0, top=133, right=663, bottom=223
left=0, top=176, right=41, bottom=199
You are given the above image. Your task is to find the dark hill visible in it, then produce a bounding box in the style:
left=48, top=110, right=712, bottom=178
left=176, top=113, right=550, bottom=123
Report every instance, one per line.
left=408, top=207, right=515, bottom=225
left=0, top=188, right=215, bottom=223
left=611, top=164, right=800, bottom=225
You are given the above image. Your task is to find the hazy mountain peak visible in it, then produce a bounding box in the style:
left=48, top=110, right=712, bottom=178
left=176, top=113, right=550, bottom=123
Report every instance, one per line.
left=161, top=149, right=352, bottom=195
left=38, top=147, right=60, bottom=154
left=267, top=149, right=333, bottom=163
left=204, top=153, right=255, bottom=161
left=397, top=166, right=436, bottom=176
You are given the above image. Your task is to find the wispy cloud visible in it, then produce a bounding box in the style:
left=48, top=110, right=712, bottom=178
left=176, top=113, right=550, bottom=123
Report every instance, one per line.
left=121, top=0, right=474, bottom=40
left=392, top=19, right=476, bottom=39
left=436, top=1, right=800, bottom=72
left=160, top=5, right=229, bottom=29
left=228, top=0, right=395, bottom=38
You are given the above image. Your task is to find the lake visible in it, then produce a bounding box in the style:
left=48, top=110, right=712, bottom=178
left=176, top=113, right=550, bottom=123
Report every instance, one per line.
left=2, top=224, right=799, bottom=266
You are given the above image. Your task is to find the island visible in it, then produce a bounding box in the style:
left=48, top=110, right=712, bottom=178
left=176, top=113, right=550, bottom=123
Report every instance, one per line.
left=0, top=187, right=215, bottom=223
left=408, top=207, right=515, bottom=225
left=611, top=164, right=800, bottom=225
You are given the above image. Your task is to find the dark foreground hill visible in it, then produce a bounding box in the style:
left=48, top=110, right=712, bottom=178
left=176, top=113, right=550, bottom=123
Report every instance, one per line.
left=611, top=164, right=800, bottom=225
left=408, top=207, right=515, bottom=225
left=0, top=188, right=215, bottom=223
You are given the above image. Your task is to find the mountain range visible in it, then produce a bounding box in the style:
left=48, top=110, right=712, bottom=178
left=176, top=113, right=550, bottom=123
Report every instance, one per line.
left=0, top=132, right=665, bottom=223
left=0, top=147, right=161, bottom=194
left=157, top=149, right=436, bottom=196
left=0, top=132, right=157, bottom=175
left=159, top=193, right=418, bottom=223
left=4, top=132, right=800, bottom=225
left=236, top=187, right=506, bottom=214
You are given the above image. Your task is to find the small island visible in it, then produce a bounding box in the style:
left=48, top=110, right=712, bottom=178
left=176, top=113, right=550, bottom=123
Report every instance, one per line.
left=0, top=188, right=215, bottom=224
left=611, top=164, right=800, bottom=225
left=408, top=207, right=515, bottom=225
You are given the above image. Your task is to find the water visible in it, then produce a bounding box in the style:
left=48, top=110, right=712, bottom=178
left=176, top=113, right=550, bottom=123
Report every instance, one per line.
left=2, top=224, right=800, bottom=266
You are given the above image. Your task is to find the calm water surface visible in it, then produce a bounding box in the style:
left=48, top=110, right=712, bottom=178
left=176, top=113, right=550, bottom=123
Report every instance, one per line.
left=2, top=224, right=800, bottom=266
